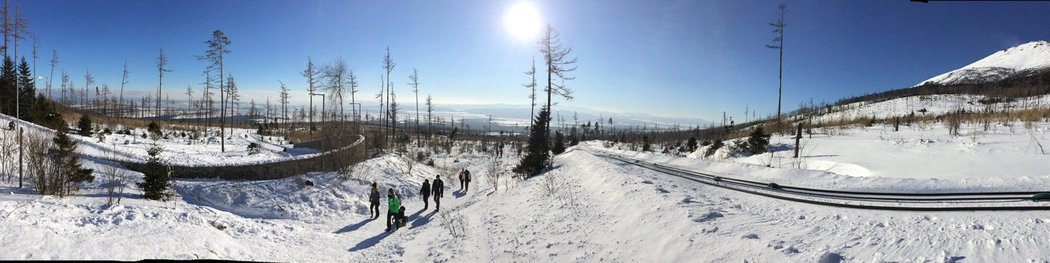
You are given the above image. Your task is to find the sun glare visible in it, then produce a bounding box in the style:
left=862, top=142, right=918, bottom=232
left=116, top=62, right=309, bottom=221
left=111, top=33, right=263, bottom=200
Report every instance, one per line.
left=503, top=1, right=541, bottom=41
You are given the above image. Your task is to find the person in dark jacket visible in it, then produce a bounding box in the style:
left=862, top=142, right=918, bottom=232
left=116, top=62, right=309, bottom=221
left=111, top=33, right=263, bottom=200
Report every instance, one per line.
left=432, top=175, right=444, bottom=211
left=369, top=182, right=381, bottom=219
left=386, top=189, right=401, bottom=231
left=420, top=179, right=431, bottom=210
left=463, top=169, right=472, bottom=192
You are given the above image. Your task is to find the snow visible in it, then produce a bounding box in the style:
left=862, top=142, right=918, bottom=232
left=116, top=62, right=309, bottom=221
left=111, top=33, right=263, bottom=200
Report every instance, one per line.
left=2, top=110, right=1050, bottom=261
left=810, top=94, right=1049, bottom=124
left=918, top=40, right=1050, bottom=86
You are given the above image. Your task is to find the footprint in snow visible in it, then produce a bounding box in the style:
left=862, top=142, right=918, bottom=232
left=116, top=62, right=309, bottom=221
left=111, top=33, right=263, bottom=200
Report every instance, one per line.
left=692, top=210, right=724, bottom=223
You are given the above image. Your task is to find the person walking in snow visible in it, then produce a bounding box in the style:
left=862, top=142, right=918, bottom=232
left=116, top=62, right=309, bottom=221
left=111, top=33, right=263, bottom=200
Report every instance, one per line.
left=432, top=175, right=444, bottom=211
left=420, top=179, right=432, bottom=210
left=463, top=169, right=472, bottom=193
left=386, top=189, right=401, bottom=231
left=369, top=182, right=381, bottom=219
left=458, top=170, right=464, bottom=190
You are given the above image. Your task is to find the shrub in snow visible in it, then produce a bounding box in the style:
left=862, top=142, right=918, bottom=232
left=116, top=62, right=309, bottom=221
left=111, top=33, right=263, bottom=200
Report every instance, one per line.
left=642, top=135, right=651, bottom=152
left=745, top=127, right=770, bottom=155
left=247, top=142, right=261, bottom=155
left=33, top=128, right=94, bottom=196
left=147, top=121, right=161, bottom=136
left=703, top=139, right=723, bottom=158
left=438, top=209, right=467, bottom=238
left=77, top=115, right=93, bottom=136
left=138, top=144, right=172, bottom=201
left=552, top=131, right=566, bottom=155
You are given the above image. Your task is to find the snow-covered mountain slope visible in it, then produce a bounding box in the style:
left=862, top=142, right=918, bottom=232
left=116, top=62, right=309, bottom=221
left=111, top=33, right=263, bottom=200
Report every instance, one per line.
left=917, top=40, right=1050, bottom=86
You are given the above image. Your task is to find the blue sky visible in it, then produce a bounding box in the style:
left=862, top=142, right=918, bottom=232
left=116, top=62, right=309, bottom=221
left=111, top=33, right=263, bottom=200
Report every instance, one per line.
left=15, top=0, right=1050, bottom=121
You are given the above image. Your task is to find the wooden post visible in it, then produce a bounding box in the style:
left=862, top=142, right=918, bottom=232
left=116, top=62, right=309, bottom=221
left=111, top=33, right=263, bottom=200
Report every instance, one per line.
left=18, top=127, right=23, bottom=188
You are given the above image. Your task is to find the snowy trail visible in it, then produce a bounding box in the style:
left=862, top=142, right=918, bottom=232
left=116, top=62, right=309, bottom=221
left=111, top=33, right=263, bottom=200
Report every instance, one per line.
left=3, top=138, right=1050, bottom=262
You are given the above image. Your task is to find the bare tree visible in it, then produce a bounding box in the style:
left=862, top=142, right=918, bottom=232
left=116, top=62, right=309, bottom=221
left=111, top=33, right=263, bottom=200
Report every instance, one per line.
left=101, top=84, right=110, bottom=115
left=201, top=69, right=215, bottom=127
left=198, top=30, right=231, bottom=151
left=302, top=57, right=318, bottom=132
left=83, top=70, right=94, bottom=110
left=425, top=94, right=433, bottom=137
left=538, top=24, right=578, bottom=134
left=47, top=49, right=57, bottom=101
left=184, top=85, right=193, bottom=117
left=156, top=48, right=172, bottom=116
left=766, top=4, right=786, bottom=123
left=3, top=1, right=29, bottom=59
left=227, top=75, right=239, bottom=124
left=524, top=56, right=537, bottom=127
left=408, top=68, right=421, bottom=147
left=321, top=58, right=349, bottom=122
left=348, top=69, right=358, bottom=122
left=60, top=71, right=68, bottom=104
left=278, top=80, right=290, bottom=133
left=383, top=47, right=396, bottom=146
left=120, top=60, right=129, bottom=117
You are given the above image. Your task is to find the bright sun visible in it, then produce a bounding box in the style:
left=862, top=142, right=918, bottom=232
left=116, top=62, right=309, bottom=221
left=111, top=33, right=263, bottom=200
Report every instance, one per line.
left=503, top=2, right=541, bottom=41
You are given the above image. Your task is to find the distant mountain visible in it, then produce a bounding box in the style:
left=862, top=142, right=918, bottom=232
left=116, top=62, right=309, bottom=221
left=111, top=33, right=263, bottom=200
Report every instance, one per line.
left=917, top=40, right=1050, bottom=86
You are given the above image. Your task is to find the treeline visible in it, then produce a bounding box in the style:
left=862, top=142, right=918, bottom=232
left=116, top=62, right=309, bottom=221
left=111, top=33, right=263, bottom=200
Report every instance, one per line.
left=0, top=56, right=64, bottom=130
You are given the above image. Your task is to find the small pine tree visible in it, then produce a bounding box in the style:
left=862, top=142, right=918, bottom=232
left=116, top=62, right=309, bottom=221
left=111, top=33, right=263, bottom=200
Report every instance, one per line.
left=746, top=127, right=770, bottom=155
left=514, top=108, right=551, bottom=177
left=642, top=135, right=651, bottom=152
left=686, top=137, right=698, bottom=152
left=569, top=127, right=579, bottom=146
left=147, top=121, right=162, bottom=136
left=50, top=128, right=94, bottom=196
left=552, top=131, right=566, bottom=154
left=703, top=139, right=723, bottom=158
left=138, top=144, right=172, bottom=201
left=77, top=115, right=93, bottom=136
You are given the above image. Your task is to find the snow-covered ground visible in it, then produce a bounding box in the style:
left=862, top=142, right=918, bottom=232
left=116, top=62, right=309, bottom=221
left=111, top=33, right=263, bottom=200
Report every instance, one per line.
left=809, top=94, right=1049, bottom=124
left=687, top=121, right=1050, bottom=183
left=0, top=113, right=320, bottom=167
left=2, top=107, right=1050, bottom=261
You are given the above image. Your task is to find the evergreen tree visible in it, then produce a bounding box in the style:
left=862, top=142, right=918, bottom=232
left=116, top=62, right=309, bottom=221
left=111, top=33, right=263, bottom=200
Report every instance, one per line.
left=31, top=94, right=63, bottom=130
left=77, top=114, right=92, bottom=136
left=137, top=144, right=171, bottom=201
left=50, top=127, right=94, bottom=196
left=746, top=127, right=771, bottom=155
left=642, top=135, right=651, bottom=152
left=0, top=56, right=14, bottom=115
left=514, top=107, right=551, bottom=177
left=569, top=127, right=579, bottom=146
left=685, top=137, right=698, bottom=152
left=16, top=57, right=34, bottom=121
left=552, top=130, right=566, bottom=154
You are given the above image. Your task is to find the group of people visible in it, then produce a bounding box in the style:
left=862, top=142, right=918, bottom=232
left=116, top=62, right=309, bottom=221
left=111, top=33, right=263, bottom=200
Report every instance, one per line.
left=368, top=173, right=450, bottom=232
left=458, top=169, right=472, bottom=192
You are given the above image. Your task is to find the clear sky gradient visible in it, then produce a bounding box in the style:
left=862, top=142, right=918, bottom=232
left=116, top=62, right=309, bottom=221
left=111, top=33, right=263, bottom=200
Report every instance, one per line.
left=15, top=0, right=1050, bottom=121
